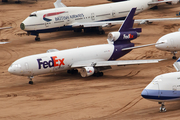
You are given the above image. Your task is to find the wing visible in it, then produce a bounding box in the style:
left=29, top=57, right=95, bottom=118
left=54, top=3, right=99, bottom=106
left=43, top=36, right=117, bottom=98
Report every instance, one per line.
left=54, top=0, right=66, bottom=8
left=72, top=17, right=180, bottom=28
left=71, top=59, right=164, bottom=68
left=0, top=27, right=12, bottom=30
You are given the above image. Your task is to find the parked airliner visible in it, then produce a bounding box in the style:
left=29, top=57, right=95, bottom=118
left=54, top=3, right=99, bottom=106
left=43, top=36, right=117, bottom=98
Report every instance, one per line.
left=9, top=8, right=163, bottom=84
left=142, top=57, right=180, bottom=112
left=156, top=31, right=180, bottom=59
left=20, top=0, right=179, bottom=41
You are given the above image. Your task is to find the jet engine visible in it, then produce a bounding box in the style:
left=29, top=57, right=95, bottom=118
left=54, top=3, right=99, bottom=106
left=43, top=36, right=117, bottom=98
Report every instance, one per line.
left=107, top=31, right=140, bottom=43
left=79, top=67, right=95, bottom=77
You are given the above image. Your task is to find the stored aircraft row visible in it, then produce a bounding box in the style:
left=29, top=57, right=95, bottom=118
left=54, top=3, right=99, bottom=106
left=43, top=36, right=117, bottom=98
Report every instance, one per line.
left=9, top=8, right=164, bottom=84
left=20, top=0, right=180, bottom=41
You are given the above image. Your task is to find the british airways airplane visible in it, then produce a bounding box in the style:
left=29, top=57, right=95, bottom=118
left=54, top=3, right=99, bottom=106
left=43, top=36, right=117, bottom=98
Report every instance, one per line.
left=20, top=0, right=179, bottom=41
left=9, top=8, right=163, bottom=84
left=141, top=58, right=180, bottom=112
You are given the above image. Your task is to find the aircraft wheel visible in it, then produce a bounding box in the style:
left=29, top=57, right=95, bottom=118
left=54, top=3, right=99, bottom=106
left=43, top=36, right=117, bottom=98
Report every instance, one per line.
left=172, top=56, right=177, bottom=59
left=29, top=81, right=33, bottom=85
left=35, top=37, right=40, bottom=41
left=97, top=30, right=105, bottom=35
left=67, top=70, right=71, bottom=74
left=94, top=72, right=103, bottom=77
left=74, top=28, right=82, bottom=32
left=99, top=72, right=104, bottom=76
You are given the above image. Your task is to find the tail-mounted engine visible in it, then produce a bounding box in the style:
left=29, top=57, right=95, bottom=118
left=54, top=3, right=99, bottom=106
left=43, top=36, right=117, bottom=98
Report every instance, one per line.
left=79, top=67, right=95, bottom=77
left=107, top=31, right=140, bottom=44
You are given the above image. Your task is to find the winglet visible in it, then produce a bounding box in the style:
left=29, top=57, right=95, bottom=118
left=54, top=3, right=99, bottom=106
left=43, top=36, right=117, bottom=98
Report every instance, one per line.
left=54, top=0, right=66, bottom=8
left=119, top=8, right=141, bottom=33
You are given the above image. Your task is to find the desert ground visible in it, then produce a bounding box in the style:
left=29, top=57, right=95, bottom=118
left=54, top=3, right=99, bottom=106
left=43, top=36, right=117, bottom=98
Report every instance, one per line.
left=0, top=0, right=180, bottom=119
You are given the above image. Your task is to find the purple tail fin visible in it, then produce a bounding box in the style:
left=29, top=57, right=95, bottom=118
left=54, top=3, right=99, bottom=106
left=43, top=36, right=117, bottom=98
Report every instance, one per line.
left=119, top=8, right=141, bottom=33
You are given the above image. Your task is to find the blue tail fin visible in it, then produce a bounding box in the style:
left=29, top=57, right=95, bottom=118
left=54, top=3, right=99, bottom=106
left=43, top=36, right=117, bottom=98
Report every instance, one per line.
left=119, top=8, right=141, bottom=33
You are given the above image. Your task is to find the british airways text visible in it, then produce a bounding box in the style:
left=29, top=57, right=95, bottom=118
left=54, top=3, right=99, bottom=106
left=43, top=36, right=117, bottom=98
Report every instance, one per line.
left=37, top=56, right=65, bottom=69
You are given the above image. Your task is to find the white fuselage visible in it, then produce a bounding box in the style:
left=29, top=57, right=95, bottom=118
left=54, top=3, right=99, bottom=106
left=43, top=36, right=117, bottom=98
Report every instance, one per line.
left=156, top=31, right=180, bottom=52
left=21, top=0, right=153, bottom=33
left=8, top=44, right=114, bottom=76
left=142, top=72, right=180, bottom=102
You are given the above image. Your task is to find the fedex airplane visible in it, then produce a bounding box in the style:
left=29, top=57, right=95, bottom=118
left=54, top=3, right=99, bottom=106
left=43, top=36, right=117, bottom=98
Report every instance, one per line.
left=156, top=31, right=180, bottom=59
left=20, top=0, right=179, bottom=41
left=141, top=58, right=180, bottom=112
left=9, top=8, right=163, bottom=84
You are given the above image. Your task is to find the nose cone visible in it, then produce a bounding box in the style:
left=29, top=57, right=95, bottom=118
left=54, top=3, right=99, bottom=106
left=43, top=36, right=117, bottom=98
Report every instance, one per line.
left=8, top=64, right=17, bottom=75
left=8, top=66, right=13, bottom=74
left=141, top=89, right=148, bottom=98
left=155, top=38, right=167, bottom=51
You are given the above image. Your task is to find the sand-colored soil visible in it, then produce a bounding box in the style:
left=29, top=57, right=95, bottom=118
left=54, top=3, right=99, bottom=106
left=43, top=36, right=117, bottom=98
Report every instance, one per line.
left=0, top=0, right=180, bottom=119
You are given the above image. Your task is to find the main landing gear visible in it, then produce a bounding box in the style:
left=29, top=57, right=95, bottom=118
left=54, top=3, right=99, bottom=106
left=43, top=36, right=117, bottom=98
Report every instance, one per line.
left=83, top=27, right=105, bottom=35
left=172, top=52, right=177, bottom=59
left=67, top=69, right=78, bottom=74
left=159, top=102, right=167, bottom=112
left=93, top=72, right=104, bottom=77
left=35, top=34, right=40, bottom=41
left=28, top=76, right=34, bottom=85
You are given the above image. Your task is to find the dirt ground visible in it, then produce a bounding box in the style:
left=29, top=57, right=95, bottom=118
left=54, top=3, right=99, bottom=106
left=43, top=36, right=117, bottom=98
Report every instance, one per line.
left=1, top=0, right=180, bottom=120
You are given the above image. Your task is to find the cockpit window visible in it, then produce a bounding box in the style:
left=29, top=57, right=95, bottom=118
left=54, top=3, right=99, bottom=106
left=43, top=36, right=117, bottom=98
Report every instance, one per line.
left=153, top=78, right=162, bottom=82
left=10, top=64, right=21, bottom=68
left=29, top=14, right=37, bottom=17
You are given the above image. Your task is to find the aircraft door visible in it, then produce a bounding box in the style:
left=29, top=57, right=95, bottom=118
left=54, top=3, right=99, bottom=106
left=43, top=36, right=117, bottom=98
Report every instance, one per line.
left=154, top=83, right=160, bottom=97
left=24, top=62, right=32, bottom=75
left=170, top=39, right=176, bottom=50
left=112, top=10, right=116, bottom=17
left=172, top=85, right=178, bottom=95
left=91, top=13, right=95, bottom=21
left=45, top=22, right=51, bottom=27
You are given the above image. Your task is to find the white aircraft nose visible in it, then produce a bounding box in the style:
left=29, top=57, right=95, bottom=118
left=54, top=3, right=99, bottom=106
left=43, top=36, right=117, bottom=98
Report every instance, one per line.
left=8, top=66, right=14, bottom=74
left=155, top=39, right=167, bottom=50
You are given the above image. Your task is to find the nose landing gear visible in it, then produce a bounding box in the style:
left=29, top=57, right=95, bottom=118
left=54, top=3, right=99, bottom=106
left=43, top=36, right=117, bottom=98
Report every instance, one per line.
left=28, top=76, right=34, bottom=85
left=35, top=34, right=40, bottom=41
left=172, top=52, right=177, bottom=59
left=159, top=102, right=166, bottom=112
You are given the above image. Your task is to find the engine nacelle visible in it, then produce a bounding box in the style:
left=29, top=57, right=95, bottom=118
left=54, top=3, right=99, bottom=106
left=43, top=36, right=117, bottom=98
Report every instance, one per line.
left=79, top=67, right=95, bottom=77
left=107, top=31, right=140, bottom=43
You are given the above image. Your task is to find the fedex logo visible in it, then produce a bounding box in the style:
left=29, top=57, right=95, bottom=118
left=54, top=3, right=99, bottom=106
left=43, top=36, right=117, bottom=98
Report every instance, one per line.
left=123, top=34, right=134, bottom=39
left=37, top=56, right=65, bottom=69
left=87, top=70, right=93, bottom=73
